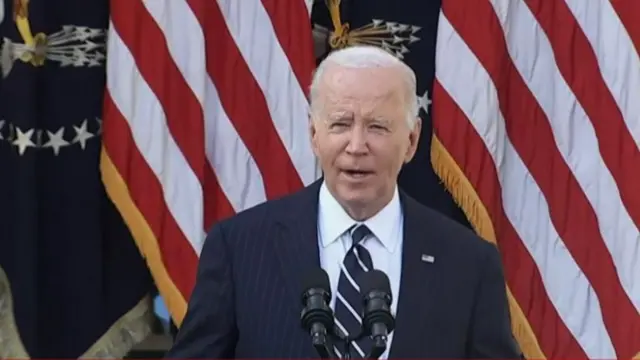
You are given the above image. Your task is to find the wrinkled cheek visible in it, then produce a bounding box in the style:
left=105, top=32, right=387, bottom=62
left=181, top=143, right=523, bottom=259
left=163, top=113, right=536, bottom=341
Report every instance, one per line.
left=320, top=151, right=339, bottom=175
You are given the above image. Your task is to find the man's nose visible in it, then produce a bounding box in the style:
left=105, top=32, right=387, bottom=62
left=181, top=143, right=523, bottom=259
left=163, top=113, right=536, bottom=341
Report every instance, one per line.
left=345, top=126, right=368, bottom=155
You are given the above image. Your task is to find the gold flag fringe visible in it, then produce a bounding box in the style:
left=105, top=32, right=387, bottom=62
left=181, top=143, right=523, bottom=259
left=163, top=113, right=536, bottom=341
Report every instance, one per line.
left=431, top=134, right=546, bottom=359
left=100, top=147, right=188, bottom=327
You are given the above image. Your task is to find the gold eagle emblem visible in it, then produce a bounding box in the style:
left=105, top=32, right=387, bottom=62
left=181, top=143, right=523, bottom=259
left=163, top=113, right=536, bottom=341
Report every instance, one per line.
left=323, top=0, right=421, bottom=59
left=0, top=0, right=106, bottom=78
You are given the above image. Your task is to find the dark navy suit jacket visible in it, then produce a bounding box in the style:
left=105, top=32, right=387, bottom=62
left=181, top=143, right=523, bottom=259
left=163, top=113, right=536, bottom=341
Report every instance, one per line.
left=165, top=179, right=521, bottom=358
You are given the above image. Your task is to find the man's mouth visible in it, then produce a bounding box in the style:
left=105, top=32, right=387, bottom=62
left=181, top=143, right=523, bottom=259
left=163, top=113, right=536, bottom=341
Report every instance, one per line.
left=342, top=169, right=374, bottom=178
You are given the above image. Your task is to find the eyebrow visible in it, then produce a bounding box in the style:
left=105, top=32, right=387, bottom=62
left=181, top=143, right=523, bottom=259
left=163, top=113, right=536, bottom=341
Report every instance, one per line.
left=328, top=113, right=354, bottom=121
left=368, top=117, right=392, bottom=125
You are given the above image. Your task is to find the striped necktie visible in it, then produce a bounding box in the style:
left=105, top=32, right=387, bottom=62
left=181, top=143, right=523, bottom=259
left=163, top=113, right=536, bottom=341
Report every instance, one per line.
left=334, top=224, right=374, bottom=358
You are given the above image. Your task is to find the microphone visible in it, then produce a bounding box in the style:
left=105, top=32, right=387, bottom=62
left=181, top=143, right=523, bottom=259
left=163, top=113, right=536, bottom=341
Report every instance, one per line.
left=300, top=268, right=338, bottom=359
left=361, top=270, right=395, bottom=360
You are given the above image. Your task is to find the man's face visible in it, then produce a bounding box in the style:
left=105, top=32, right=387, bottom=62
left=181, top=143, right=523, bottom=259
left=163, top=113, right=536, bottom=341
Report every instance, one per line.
left=310, top=65, right=421, bottom=216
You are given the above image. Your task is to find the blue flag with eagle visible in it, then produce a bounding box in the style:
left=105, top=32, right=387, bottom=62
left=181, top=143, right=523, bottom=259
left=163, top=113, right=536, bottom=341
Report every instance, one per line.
left=0, top=0, right=154, bottom=357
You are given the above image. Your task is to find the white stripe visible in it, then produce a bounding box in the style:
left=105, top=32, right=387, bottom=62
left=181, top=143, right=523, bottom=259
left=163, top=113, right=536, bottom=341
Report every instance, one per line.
left=143, top=0, right=267, bottom=216
left=435, top=12, right=616, bottom=358
left=490, top=0, right=640, bottom=313
left=216, top=0, right=320, bottom=186
left=335, top=319, right=350, bottom=337
left=339, top=262, right=360, bottom=292
left=106, top=22, right=204, bottom=255
left=564, top=0, right=640, bottom=147
left=333, top=346, right=342, bottom=358
left=352, top=339, right=366, bottom=357
left=334, top=320, right=366, bottom=357
left=336, top=292, right=362, bottom=323
left=303, top=0, right=314, bottom=15
left=142, top=0, right=205, bottom=106
left=353, top=247, right=370, bottom=272
left=204, top=75, right=268, bottom=211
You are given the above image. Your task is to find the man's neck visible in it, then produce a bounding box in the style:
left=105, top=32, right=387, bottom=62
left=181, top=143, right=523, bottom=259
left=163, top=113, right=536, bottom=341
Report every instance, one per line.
left=338, top=192, right=395, bottom=222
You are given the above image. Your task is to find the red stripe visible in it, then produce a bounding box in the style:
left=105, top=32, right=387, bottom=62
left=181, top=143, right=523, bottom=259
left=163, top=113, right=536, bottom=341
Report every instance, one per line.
left=610, top=0, right=640, bottom=56
left=187, top=0, right=304, bottom=199
left=111, top=0, right=204, bottom=183
left=111, top=0, right=229, bottom=233
left=528, top=0, right=640, bottom=234
left=203, top=167, right=236, bottom=230
left=103, top=91, right=198, bottom=299
left=432, top=80, right=586, bottom=359
left=442, top=1, right=640, bottom=358
left=261, top=0, right=316, bottom=96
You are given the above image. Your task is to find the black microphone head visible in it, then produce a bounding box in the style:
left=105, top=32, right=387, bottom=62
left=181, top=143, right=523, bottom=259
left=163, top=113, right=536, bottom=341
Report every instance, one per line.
left=302, top=267, right=331, bottom=291
left=300, top=267, right=331, bottom=304
left=361, top=269, right=392, bottom=303
left=302, top=268, right=331, bottom=294
left=300, top=268, right=334, bottom=336
left=361, top=269, right=395, bottom=335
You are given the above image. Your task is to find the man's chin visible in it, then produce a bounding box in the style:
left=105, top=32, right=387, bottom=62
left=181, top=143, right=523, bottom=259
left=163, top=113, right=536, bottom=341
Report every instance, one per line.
left=335, top=187, right=376, bottom=208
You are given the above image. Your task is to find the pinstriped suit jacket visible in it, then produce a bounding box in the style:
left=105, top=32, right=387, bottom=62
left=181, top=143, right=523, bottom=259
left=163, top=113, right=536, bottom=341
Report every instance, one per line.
left=165, top=179, right=520, bottom=359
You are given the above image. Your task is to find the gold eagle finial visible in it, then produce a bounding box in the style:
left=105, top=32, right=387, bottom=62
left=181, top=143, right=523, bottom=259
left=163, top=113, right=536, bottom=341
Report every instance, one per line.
left=326, top=0, right=351, bottom=49
left=0, top=0, right=106, bottom=78
left=12, top=0, right=47, bottom=65
left=323, top=0, right=421, bottom=60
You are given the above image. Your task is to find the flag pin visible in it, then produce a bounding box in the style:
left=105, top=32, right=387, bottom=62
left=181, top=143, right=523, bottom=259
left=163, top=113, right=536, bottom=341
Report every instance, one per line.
left=421, top=254, right=435, bottom=263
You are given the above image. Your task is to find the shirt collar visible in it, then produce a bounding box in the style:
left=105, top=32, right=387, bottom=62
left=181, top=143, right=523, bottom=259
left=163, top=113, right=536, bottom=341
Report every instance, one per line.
left=317, top=181, right=402, bottom=253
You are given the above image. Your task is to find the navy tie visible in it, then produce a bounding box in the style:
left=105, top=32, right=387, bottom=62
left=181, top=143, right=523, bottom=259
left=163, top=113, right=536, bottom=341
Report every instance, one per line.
left=334, top=224, right=374, bottom=358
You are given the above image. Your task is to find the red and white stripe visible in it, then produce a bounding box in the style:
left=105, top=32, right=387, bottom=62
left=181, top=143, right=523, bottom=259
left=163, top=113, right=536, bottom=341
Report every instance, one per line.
left=102, top=0, right=319, bottom=323
left=433, top=0, right=640, bottom=358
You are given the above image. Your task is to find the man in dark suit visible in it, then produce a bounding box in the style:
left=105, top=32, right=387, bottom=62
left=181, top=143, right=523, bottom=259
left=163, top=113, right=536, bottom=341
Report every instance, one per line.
left=165, top=45, right=520, bottom=359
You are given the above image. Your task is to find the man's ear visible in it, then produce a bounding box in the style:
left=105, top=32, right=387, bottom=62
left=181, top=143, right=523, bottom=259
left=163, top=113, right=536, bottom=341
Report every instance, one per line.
left=404, top=117, right=422, bottom=163
left=309, top=116, right=320, bottom=157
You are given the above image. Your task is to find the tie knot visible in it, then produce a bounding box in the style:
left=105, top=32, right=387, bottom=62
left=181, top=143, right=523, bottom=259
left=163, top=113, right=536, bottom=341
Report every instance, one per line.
left=350, top=223, right=372, bottom=244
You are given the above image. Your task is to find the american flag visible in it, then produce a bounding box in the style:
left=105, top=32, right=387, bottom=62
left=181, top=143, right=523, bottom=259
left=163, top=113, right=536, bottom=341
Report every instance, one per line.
left=100, top=0, right=319, bottom=327
left=432, top=0, right=640, bottom=358
left=100, top=0, right=640, bottom=358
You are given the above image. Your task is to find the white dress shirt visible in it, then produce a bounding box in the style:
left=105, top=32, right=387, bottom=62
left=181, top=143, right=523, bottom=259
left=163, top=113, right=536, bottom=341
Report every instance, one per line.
left=317, top=181, right=404, bottom=359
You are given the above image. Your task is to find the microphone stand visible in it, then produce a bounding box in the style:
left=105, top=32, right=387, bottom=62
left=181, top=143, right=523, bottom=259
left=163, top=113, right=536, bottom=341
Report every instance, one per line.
left=364, top=334, right=387, bottom=360
left=333, top=326, right=353, bottom=360
left=344, top=339, right=351, bottom=360
left=335, top=331, right=387, bottom=360
left=310, top=323, right=339, bottom=359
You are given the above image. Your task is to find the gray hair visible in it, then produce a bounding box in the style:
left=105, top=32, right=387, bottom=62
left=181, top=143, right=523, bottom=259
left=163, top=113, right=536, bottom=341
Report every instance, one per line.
left=309, top=45, right=419, bottom=128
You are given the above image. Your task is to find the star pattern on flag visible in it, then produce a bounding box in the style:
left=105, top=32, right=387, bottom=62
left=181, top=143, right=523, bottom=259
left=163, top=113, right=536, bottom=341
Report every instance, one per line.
left=12, top=127, right=35, bottom=155
left=72, top=119, right=94, bottom=150
left=418, top=90, right=432, bottom=114
left=43, top=127, right=69, bottom=155
left=0, top=117, right=101, bottom=156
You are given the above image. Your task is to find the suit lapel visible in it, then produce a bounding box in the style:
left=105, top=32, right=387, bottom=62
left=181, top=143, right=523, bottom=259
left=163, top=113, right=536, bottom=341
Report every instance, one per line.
left=389, top=192, right=442, bottom=358
left=272, top=179, right=323, bottom=304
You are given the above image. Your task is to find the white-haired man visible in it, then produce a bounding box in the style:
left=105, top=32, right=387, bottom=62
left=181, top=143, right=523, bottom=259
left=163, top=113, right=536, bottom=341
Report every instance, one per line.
left=166, top=45, right=520, bottom=359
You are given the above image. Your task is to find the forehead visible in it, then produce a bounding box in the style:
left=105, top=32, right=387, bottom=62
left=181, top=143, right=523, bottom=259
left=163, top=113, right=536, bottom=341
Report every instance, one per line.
left=318, top=65, right=406, bottom=109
